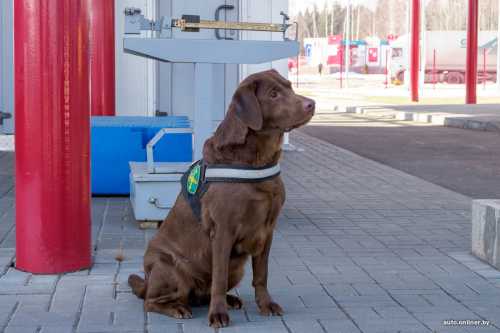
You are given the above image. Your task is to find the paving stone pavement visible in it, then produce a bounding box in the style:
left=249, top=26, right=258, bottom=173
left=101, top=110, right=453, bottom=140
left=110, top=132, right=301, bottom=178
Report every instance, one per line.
left=1, top=132, right=500, bottom=333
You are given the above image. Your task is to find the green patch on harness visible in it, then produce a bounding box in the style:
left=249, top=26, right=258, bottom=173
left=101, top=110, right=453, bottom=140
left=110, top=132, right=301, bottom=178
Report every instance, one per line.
left=187, top=164, right=201, bottom=194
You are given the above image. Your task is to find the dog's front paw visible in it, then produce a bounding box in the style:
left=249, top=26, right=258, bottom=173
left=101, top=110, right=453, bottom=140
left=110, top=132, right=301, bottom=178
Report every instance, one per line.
left=208, top=310, right=230, bottom=328
left=208, top=301, right=230, bottom=328
left=258, top=301, right=283, bottom=316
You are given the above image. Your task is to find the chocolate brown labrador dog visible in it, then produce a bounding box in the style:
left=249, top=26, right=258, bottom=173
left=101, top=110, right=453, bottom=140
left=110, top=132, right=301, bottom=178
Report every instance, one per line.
left=128, top=69, right=315, bottom=328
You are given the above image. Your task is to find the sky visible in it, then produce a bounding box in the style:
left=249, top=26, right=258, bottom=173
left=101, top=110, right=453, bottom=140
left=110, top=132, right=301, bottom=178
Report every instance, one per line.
left=289, top=0, right=378, bottom=15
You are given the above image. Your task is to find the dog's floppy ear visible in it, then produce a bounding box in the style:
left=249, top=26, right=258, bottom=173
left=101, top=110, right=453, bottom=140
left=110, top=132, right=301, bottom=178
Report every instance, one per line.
left=232, top=82, right=263, bottom=131
left=213, top=111, right=249, bottom=149
left=213, top=81, right=263, bottom=149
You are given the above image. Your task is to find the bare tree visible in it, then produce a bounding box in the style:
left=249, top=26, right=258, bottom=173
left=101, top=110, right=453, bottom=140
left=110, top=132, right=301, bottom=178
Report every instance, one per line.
left=311, top=4, right=319, bottom=37
left=424, top=0, right=497, bottom=31
left=324, top=3, right=329, bottom=36
left=331, top=4, right=335, bottom=36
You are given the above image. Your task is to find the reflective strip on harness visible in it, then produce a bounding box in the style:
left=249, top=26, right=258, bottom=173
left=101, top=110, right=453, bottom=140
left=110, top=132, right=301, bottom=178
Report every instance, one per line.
left=205, top=164, right=280, bottom=180
left=181, top=160, right=281, bottom=221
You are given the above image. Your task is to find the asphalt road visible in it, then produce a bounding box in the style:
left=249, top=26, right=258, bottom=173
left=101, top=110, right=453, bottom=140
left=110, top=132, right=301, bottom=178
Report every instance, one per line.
left=300, top=112, right=500, bottom=199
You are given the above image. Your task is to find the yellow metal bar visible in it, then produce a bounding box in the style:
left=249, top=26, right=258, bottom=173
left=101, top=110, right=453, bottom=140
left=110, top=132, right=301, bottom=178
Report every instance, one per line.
left=173, top=19, right=287, bottom=32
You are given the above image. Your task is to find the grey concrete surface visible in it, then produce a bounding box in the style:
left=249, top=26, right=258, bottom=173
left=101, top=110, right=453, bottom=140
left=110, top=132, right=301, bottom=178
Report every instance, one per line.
left=301, top=112, right=500, bottom=199
left=1, top=132, right=500, bottom=332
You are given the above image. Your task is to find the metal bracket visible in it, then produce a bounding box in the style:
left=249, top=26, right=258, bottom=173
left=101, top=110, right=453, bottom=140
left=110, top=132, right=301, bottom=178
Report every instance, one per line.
left=124, top=7, right=163, bottom=34
left=124, top=6, right=294, bottom=41
left=146, top=127, right=193, bottom=174
left=0, top=112, right=12, bottom=125
left=280, top=11, right=289, bottom=40
left=215, top=5, right=235, bottom=40
left=293, top=21, right=299, bottom=41
left=148, top=197, right=171, bottom=209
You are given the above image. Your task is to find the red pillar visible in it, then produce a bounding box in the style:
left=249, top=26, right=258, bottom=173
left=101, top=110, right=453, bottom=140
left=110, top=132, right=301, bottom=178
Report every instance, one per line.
left=88, top=0, right=116, bottom=116
left=15, top=0, right=91, bottom=273
left=432, top=49, right=437, bottom=89
left=466, top=0, right=479, bottom=104
left=410, top=0, right=420, bottom=102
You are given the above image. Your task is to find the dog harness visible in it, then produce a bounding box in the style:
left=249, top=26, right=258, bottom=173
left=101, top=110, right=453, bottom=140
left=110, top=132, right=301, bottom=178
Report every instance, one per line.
left=181, top=159, right=281, bottom=220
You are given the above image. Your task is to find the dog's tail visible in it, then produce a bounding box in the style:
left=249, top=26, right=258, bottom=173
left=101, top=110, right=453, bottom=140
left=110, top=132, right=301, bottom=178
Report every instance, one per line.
left=128, top=274, right=146, bottom=299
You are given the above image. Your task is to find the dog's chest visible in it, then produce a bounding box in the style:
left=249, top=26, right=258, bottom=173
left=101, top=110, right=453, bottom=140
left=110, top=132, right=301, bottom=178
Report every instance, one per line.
left=233, top=183, right=283, bottom=256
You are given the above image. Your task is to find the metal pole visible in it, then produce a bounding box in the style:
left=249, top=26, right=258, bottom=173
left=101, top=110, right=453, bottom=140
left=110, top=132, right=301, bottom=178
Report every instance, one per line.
left=419, top=0, right=426, bottom=93
left=466, top=0, right=478, bottom=104
left=410, top=0, right=420, bottom=102
left=340, top=48, right=344, bottom=89
left=433, top=49, right=437, bottom=89
left=15, top=0, right=92, bottom=273
left=88, top=0, right=116, bottom=116
left=344, top=0, right=351, bottom=88
left=483, top=48, right=487, bottom=90
left=284, top=133, right=290, bottom=146
left=385, top=49, right=389, bottom=88
left=404, top=0, right=411, bottom=90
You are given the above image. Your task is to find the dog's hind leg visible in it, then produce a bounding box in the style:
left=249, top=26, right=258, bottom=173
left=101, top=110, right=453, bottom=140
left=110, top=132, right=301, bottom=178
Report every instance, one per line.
left=143, top=264, right=193, bottom=319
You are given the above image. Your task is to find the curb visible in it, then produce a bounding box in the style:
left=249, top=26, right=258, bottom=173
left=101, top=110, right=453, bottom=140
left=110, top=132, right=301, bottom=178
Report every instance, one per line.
left=342, top=106, right=500, bottom=133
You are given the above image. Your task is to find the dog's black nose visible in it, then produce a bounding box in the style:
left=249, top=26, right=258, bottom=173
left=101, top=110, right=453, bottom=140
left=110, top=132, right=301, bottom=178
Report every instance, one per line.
left=303, top=99, right=315, bottom=113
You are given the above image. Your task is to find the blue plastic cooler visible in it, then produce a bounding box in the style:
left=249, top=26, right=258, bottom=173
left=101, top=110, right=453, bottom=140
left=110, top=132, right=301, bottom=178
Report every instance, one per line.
left=91, top=116, right=192, bottom=195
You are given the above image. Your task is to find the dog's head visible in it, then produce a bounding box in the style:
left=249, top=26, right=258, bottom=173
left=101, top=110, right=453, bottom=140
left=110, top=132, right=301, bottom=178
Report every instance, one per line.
left=216, top=70, right=315, bottom=148
left=233, top=69, right=315, bottom=132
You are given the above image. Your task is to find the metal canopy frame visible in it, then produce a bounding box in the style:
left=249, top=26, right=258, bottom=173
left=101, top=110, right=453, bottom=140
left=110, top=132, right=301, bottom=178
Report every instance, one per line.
left=123, top=38, right=299, bottom=64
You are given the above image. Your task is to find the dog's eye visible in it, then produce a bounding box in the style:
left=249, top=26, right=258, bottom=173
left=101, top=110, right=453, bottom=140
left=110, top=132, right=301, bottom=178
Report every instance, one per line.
left=270, top=90, right=279, bottom=99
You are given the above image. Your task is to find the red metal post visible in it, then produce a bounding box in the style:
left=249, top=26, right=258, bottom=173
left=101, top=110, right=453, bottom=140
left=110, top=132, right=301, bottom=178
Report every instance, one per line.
left=88, top=0, right=116, bottom=116
left=466, top=0, right=479, bottom=104
left=410, top=0, right=420, bottom=102
left=433, top=49, right=437, bottom=89
left=15, top=0, right=92, bottom=273
left=483, top=48, right=487, bottom=90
